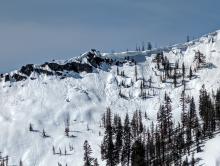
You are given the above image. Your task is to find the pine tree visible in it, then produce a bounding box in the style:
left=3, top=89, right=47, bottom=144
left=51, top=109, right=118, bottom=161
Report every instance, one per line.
left=156, top=53, right=161, bottom=69
left=29, top=123, right=33, bottom=132
left=215, top=88, right=220, bottom=126
left=83, top=140, right=94, bottom=166
left=180, top=90, right=187, bottom=129
left=189, top=66, right=193, bottom=80
left=131, top=111, right=138, bottom=138
left=164, top=93, right=173, bottom=141
left=42, top=129, right=46, bottom=137
left=187, top=35, right=190, bottom=42
left=195, top=127, right=202, bottom=152
left=173, top=67, right=177, bottom=87
left=117, top=66, right=119, bottom=76
left=191, top=153, right=195, bottom=166
left=19, top=159, right=23, bottom=166
left=134, top=65, right=138, bottom=81
left=199, top=85, right=215, bottom=137
left=121, top=113, right=131, bottom=166
left=53, top=146, right=56, bottom=155
left=141, top=42, right=145, bottom=51
left=138, top=110, right=143, bottom=134
left=93, top=159, right=99, bottom=166
left=131, top=139, right=146, bottom=166
left=101, top=108, right=116, bottom=166
left=114, top=116, right=123, bottom=164
left=194, top=51, right=206, bottom=68
left=182, top=62, right=185, bottom=79
left=182, top=156, right=189, bottom=166
left=147, top=42, right=152, bottom=50
left=189, top=97, right=198, bottom=129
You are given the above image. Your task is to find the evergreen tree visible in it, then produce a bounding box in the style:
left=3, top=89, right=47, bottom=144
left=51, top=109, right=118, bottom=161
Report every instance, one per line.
left=194, top=51, right=206, bottom=68
left=93, top=159, right=99, bottom=166
left=114, top=116, right=123, bottom=164
left=134, top=65, right=138, bottom=81
left=173, top=67, right=177, bottom=87
left=180, top=90, right=187, bottom=129
left=182, top=62, right=185, bottom=79
left=19, top=160, right=23, bottom=166
left=83, top=140, right=94, bottom=166
left=116, top=66, right=119, bottom=76
left=189, top=66, right=193, bottom=80
left=141, top=42, right=145, bottom=51
left=182, top=156, right=189, bottom=166
left=131, top=139, right=146, bottom=166
left=101, top=108, right=116, bottom=166
left=189, top=97, right=198, bottom=129
left=131, top=111, right=138, bottom=138
left=138, top=110, right=143, bottom=134
left=187, top=35, right=190, bottom=42
left=147, top=42, right=152, bottom=50
left=199, top=85, right=215, bottom=137
left=191, top=153, right=195, bottom=166
left=29, top=123, right=33, bottom=132
left=215, top=88, right=220, bottom=126
left=121, top=113, right=131, bottom=166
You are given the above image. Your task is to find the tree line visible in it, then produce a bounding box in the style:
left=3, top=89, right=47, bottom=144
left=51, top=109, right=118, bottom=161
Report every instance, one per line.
left=83, top=85, right=220, bottom=166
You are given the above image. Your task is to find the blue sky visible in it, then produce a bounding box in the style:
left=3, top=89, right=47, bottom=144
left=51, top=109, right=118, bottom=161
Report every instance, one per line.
left=0, top=0, right=220, bottom=72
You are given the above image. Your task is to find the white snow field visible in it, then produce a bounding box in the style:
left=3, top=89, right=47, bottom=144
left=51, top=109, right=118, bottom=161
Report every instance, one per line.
left=1, top=30, right=220, bottom=165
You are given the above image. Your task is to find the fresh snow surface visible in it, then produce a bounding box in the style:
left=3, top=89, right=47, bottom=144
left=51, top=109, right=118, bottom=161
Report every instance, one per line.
left=1, top=30, right=220, bottom=165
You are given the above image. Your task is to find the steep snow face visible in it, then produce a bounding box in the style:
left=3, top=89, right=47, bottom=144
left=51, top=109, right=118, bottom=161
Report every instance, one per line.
left=1, top=30, right=220, bottom=165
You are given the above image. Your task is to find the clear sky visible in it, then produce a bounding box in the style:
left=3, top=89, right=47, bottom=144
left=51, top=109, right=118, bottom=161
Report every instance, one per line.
left=0, top=0, right=220, bottom=72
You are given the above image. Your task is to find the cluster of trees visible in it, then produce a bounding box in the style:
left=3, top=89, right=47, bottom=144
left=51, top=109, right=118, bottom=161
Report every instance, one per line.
left=117, top=61, right=155, bottom=100
left=29, top=123, right=50, bottom=138
left=0, top=153, right=23, bottom=166
left=100, top=108, right=144, bottom=166
left=194, top=51, right=206, bottom=69
left=0, top=154, right=9, bottom=166
left=52, top=144, right=74, bottom=156
left=93, top=85, right=220, bottom=166
left=135, top=42, right=152, bottom=52
left=154, top=52, right=202, bottom=87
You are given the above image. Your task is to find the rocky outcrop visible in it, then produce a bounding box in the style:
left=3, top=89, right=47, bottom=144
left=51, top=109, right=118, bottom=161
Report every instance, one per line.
left=20, top=64, right=34, bottom=76
left=2, top=49, right=116, bottom=83
left=42, top=62, right=93, bottom=73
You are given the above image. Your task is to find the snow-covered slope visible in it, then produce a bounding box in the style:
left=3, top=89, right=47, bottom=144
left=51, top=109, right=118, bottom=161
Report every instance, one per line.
left=1, top=30, right=220, bottom=165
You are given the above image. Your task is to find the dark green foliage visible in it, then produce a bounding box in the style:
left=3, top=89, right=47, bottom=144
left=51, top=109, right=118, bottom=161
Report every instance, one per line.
left=121, top=113, right=131, bottom=166
left=84, top=140, right=93, bottom=166
left=101, top=108, right=116, bottom=166
left=131, top=139, right=146, bottom=166
left=114, top=116, right=123, bottom=164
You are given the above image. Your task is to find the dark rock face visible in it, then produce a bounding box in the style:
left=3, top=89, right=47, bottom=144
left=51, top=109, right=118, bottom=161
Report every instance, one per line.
left=63, top=62, right=93, bottom=73
left=86, top=52, right=105, bottom=67
left=42, top=62, right=93, bottom=73
left=20, top=64, right=34, bottom=76
left=5, top=75, right=10, bottom=82
left=33, top=68, right=53, bottom=76
left=12, top=74, right=27, bottom=81
left=43, top=63, right=63, bottom=72
left=3, top=50, right=116, bottom=82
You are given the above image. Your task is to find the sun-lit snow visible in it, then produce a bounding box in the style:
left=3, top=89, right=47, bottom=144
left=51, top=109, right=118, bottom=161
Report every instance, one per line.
left=1, top=30, right=220, bottom=165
